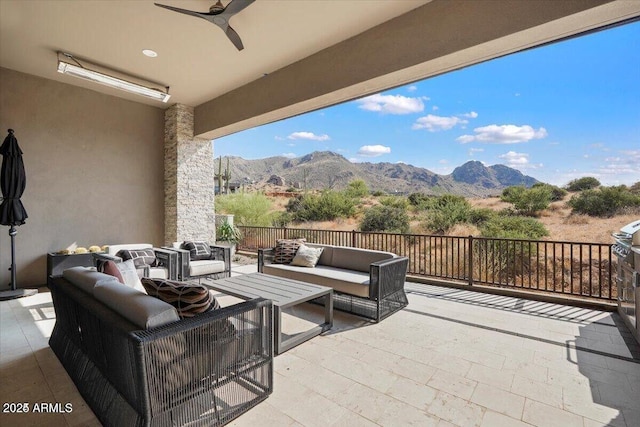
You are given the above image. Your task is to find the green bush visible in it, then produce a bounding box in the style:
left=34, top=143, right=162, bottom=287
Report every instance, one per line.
left=360, top=205, right=410, bottom=233
left=420, top=194, right=472, bottom=234
left=215, top=193, right=273, bottom=226
left=271, top=212, right=293, bottom=227
left=467, top=208, right=496, bottom=226
left=480, top=215, right=549, bottom=239
left=532, top=183, right=567, bottom=201
left=501, top=185, right=552, bottom=216
left=629, top=181, right=640, bottom=195
left=344, top=179, right=369, bottom=198
left=371, top=190, right=386, bottom=197
left=566, top=176, right=601, bottom=192
left=379, top=196, right=409, bottom=210
left=216, top=221, right=242, bottom=243
left=568, top=186, right=640, bottom=217
left=475, top=215, right=548, bottom=281
left=286, top=190, right=356, bottom=221
left=408, top=192, right=431, bottom=207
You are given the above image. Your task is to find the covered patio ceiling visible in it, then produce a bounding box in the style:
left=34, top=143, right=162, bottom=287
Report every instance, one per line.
left=1, top=0, right=639, bottom=139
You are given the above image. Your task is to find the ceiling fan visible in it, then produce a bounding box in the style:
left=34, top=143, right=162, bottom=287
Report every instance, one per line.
left=155, top=0, right=255, bottom=51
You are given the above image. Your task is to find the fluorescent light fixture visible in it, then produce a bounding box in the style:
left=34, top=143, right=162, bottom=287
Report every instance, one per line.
left=57, top=52, right=170, bottom=103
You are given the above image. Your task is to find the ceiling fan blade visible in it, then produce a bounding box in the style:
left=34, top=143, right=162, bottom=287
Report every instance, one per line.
left=154, top=3, right=212, bottom=20
left=223, top=0, right=255, bottom=17
left=225, top=25, right=244, bottom=50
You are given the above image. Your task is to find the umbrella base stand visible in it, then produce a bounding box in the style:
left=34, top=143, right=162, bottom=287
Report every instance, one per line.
left=0, top=288, right=37, bottom=301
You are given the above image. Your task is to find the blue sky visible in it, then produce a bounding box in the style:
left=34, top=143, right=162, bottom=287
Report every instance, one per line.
left=214, top=22, right=640, bottom=186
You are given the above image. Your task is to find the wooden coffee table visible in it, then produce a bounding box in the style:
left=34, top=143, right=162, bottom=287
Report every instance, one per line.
left=204, top=273, right=333, bottom=354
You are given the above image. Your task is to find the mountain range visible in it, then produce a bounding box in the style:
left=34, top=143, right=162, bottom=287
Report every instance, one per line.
left=224, top=151, right=539, bottom=197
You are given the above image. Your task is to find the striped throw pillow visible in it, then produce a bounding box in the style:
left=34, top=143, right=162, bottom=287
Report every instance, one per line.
left=181, top=241, right=212, bottom=261
left=273, top=238, right=306, bottom=264
left=117, top=248, right=157, bottom=268
left=141, top=278, right=219, bottom=318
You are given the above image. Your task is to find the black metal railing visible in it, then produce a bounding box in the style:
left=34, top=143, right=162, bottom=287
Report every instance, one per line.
left=238, top=226, right=615, bottom=301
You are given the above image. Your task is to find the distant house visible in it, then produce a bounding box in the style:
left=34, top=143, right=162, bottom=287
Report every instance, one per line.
left=215, top=182, right=241, bottom=194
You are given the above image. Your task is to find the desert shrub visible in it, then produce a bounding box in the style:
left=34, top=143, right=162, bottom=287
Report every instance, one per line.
left=629, top=181, right=640, bottom=195
left=568, top=186, right=640, bottom=217
left=476, top=215, right=548, bottom=280
left=408, top=192, right=431, bottom=207
left=360, top=205, right=410, bottom=233
left=532, top=183, right=567, bottom=201
left=215, top=193, right=273, bottom=226
left=566, top=176, right=601, bottom=192
left=480, top=215, right=549, bottom=240
left=371, top=190, right=386, bottom=197
left=344, top=179, right=369, bottom=198
left=467, top=208, right=496, bottom=226
left=379, top=196, right=409, bottom=210
left=500, top=186, right=525, bottom=202
left=501, top=185, right=552, bottom=216
left=424, top=194, right=470, bottom=211
left=271, top=212, right=293, bottom=227
left=419, top=195, right=472, bottom=233
left=286, top=190, right=355, bottom=221
left=423, top=195, right=472, bottom=234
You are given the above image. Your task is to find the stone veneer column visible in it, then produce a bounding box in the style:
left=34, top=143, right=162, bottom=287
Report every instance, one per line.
left=164, top=104, right=216, bottom=245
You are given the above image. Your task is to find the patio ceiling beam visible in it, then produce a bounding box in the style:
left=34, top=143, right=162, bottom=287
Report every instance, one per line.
left=194, top=0, right=639, bottom=140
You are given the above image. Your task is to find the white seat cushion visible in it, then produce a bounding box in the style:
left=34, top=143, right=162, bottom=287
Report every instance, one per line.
left=189, top=260, right=225, bottom=277
left=148, top=267, right=169, bottom=279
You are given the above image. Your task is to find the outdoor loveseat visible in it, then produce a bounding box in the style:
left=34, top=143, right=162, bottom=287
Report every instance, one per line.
left=258, top=242, right=409, bottom=322
left=48, top=267, right=273, bottom=426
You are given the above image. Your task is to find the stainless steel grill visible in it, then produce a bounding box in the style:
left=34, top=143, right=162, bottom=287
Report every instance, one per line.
left=613, top=220, right=640, bottom=345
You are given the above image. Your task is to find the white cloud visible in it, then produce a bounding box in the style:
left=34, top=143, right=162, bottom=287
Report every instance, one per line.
left=412, top=114, right=467, bottom=131
left=432, top=106, right=439, bottom=111
left=498, top=151, right=543, bottom=169
left=357, top=145, right=391, bottom=157
left=357, top=94, right=425, bottom=114
left=412, top=111, right=477, bottom=132
left=407, top=85, right=418, bottom=92
left=287, top=131, right=330, bottom=141
left=468, top=147, right=484, bottom=156
left=457, top=124, right=548, bottom=144
left=281, top=153, right=297, bottom=159
left=274, top=136, right=285, bottom=141
left=438, top=159, right=448, bottom=164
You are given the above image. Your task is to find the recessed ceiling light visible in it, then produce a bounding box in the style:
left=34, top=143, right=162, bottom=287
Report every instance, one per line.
left=142, top=49, right=158, bottom=58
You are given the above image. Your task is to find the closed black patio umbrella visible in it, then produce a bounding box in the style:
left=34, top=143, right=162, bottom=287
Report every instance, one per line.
left=0, top=129, right=35, bottom=299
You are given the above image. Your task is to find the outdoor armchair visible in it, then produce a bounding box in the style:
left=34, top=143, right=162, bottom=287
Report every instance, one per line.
left=166, top=241, right=232, bottom=281
left=94, top=243, right=179, bottom=280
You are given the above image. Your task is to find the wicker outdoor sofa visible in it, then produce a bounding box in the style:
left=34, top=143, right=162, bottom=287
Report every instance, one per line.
left=258, top=243, right=409, bottom=322
left=48, top=267, right=273, bottom=426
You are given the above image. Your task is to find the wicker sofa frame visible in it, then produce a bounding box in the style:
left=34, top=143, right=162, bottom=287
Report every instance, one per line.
left=48, top=275, right=273, bottom=427
left=258, top=246, right=409, bottom=322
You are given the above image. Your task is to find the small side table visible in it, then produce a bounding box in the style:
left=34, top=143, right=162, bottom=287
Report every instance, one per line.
left=47, top=252, right=97, bottom=278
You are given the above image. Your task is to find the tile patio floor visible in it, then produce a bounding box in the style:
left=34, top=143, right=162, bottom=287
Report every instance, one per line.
left=1, top=263, right=639, bottom=426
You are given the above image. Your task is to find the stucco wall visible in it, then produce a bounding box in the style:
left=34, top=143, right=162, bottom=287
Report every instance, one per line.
left=0, top=67, right=165, bottom=288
